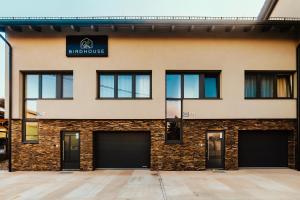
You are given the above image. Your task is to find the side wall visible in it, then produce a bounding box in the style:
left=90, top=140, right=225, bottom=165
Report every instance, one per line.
left=11, top=119, right=296, bottom=171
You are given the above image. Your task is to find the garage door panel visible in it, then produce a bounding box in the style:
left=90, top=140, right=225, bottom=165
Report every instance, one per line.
left=94, top=132, right=150, bottom=168
left=239, top=131, right=288, bottom=167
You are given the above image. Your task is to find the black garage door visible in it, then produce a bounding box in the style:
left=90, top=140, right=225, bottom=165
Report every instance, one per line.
left=239, top=130, right=289, bottom=167
left=94, top=132, right=150, bottom=168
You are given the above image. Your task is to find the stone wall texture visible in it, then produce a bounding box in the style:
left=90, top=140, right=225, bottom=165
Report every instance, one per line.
left=11, top=119, right=297, bottom=171
left=0, top=160, right=8, bottom=170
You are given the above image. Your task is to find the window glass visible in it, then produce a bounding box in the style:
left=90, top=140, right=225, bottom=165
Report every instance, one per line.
left=260, top=75, right=273, bottom=98
left=25, top=100, right=37, bottom=118
left=205, top=76, right=218, bottom=98
left=63, top=75, right=73, bottom=98
left=100, top=75, right=115, bottom=98
left=135, top=75, right=150, bottom=98
left=26, top=75, right=39, bottom=98
left=25, top=122, right=38, bottom=141
left=42, top=75, right=56, bottom=98
left=166, top=100, right=181, bottom=118
left=245, top=74, right=257, bottom=98
left=166, top=119, right=181, bottom=141
left=166, top=74, right=181, bottom=98
left=184, top=74, right=199, bottom=98
left=277, top=76, right=291, bottom=98
left=118, top=75, right=132, bottom=98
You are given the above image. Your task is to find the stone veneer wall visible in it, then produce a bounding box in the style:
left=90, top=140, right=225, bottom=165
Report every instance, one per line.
left=11, top=119, right=296, bottom=171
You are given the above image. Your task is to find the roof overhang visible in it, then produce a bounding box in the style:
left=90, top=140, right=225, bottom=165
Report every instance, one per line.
left=1, top=16, right=300, bottom=38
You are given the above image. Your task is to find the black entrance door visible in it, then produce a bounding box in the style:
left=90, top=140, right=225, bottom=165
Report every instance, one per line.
left=62, top=132, right=80, bottom=170
left=206, top=131, right=225, bottom=169
left=239, top=130, right=288, bottom=167
left=94, top=132, right=150, bottom=168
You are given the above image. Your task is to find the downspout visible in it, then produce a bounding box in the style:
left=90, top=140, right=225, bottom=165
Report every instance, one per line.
left=297, top=44, right=300, bottom=171
left=0, top=32, right=12, bottom=172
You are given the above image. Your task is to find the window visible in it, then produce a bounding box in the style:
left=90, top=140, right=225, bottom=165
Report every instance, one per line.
left=98, top=71, right=152, bottom=99
left=184, top=74, right=199, bottom=98
left=166, top=72, right=220, bottom=100
left=62, top=75, right=73, bottom=98
left=42, top=74, right=57, bottom=98
left=205, top=75, right=218, bottom=98
left=165, top=71, right=221, bottom=143
left=23, top=72, right=73, bottom=143
left=245, top=71, right=294, bottom=99
left=118, top=75, right=133, bottom=98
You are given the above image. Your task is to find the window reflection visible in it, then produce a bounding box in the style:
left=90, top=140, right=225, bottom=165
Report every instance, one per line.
left=205, top=76, right=218, bottom=98
left=166, top=118, right=181, bottom=141
left=167, top=74, right=181, bottom=98
left=63, top=75, right=73, bottom=98
left=42, top=75, right=56, bottom=98
left=166, top=100, right=181, bottom=118
left=100, top=75, right=115, bottom=98
left=26, top=100, right=37, bottom=118
left=135, top=75, right=150, bottom=98
left=26, top=75, right=39, bottom=98
left=25, top=122, right=38, bottom=141
left=184, top=74, right=199, bottom=98
left=118, top=75, right=132, bottom=98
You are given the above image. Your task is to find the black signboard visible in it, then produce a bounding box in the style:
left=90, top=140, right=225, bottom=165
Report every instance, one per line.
left=66, top=35, right=108, bottom=57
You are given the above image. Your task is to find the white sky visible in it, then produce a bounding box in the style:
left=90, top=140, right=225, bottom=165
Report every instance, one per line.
left=0, top=0, right=266, bottom=98
left=0, top=0, right=265, bottom=17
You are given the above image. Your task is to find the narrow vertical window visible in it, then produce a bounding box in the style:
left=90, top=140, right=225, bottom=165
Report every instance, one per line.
left=62, top=75, right=73, bottom=98
left=166, top=74, right=181, bottom=98
left=135, top=75, right=150, bottom=98
left=204, top=75, right=218, bottom=98
left=42, top=74, right=57, bottom=98
left=277, top=75, right=291, bottom=98
left=245, top=74, right=257, bottom=98
left=26, top=75, right=39, bottom=98
left=260, top=74, right=274, bottom=98
left=100, top=75, right=115, bottom=98
left=184, top=74, right=199, bottom=98
left=118, top=75, right=133, bottom=98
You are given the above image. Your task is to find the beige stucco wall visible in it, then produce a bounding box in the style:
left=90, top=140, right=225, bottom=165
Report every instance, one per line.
left=5, top=33, right=298, bottom=119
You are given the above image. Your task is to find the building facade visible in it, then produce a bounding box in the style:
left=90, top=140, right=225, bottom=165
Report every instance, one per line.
left=1, top=17, right=300, bottom=171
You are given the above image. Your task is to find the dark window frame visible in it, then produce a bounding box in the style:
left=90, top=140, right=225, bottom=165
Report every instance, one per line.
left=22, top=71, right=73, bottom=144
left=97, top=70, right=152, bottom=100
left=165, top=70, right=221, bottom=144
left=166, top=70, right=221, bottom=100
left=245, top=70, right=295, bottom=99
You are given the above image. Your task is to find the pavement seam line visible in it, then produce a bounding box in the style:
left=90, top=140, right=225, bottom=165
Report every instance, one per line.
left=157, top=171, right=168, bottom=200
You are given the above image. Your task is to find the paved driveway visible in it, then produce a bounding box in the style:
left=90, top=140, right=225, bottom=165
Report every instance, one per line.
left=0, top=169, right=299, bottom=200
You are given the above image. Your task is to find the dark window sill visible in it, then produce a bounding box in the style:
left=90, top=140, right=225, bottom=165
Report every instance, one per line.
left=165, top=140, right=183, bottom=145
left=96, top=98, right=152, bottom=100
left=22, top=141, right=39, bottom=144
left=25, top=98, right=74, bottom=100
left=244, top=98, right=296, bottom=100
left=183, top=98, right=222, bottom=100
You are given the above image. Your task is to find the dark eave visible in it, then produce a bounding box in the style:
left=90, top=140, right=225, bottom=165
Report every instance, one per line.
left=0, top=16, right=300, bottom=37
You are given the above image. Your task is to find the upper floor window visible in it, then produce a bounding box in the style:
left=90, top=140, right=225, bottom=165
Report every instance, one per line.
left=25, top=72, right=73, bottom=100
left=98, top=71, right=152, bottom=99
left=245, top=71, right=294, bottom=99
left=166, top=71, right=220, bottom=99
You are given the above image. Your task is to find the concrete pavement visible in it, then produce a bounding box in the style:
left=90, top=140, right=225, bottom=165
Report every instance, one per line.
left=0, top=169, right=299, bottom=200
